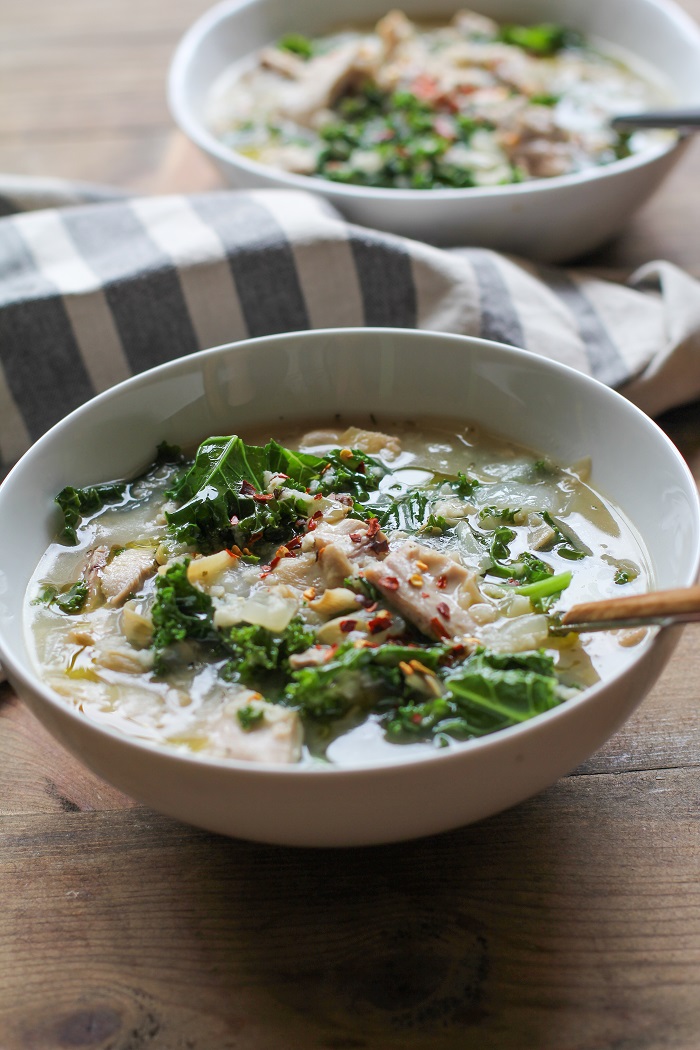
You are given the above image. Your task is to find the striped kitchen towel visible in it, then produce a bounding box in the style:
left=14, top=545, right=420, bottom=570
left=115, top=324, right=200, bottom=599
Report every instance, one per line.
left=2, top=175, right=700, bottom=475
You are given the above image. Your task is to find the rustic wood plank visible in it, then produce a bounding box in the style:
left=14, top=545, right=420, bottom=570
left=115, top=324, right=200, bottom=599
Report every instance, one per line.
left=0, top=769, right=699, bottom=1050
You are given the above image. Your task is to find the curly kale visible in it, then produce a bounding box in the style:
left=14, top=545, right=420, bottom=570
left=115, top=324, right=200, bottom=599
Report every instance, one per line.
left=384, top=648, right=563, bottom=742
left=219, top=618, right=315, bottom=688
left=151, top=560, right=218, bottom=673
left=55, top=482, right=126, bottom=545
left=164, top=435, right=386, bottom=552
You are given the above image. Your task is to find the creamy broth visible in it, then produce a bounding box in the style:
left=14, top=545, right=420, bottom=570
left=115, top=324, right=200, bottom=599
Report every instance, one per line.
left=26, top=420, right=653, bottom=767
left=206, top=9, right=671, bottom=190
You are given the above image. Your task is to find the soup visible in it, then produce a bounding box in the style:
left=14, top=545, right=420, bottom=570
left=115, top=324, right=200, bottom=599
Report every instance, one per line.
left=206, top=8, right=670, bottom=190
left=26, top=421, right=652, bottom=767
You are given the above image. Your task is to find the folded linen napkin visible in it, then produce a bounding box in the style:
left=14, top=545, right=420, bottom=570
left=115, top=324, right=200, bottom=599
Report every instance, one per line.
left=1, top=175, right=700, bottom=478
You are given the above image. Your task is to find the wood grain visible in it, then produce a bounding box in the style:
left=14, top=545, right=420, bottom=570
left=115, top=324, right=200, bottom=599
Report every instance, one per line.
left=2, top=0, right=700, bottom=1046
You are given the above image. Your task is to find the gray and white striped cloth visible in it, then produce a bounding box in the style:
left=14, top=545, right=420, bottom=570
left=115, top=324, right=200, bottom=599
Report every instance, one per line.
left=2, top=174, right=700, bottom=476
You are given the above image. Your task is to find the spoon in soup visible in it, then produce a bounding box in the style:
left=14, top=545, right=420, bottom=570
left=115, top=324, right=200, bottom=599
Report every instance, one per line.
left=610, top=109, right=700, bottom=132
left=550, top=584, right=700, bottom=635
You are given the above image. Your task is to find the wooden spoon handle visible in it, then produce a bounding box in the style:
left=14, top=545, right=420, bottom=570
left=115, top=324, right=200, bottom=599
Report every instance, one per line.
left=561, top=585, right=700, bottom=626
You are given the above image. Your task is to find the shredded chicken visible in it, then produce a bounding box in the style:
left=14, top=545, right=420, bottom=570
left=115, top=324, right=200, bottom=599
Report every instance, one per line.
left=364, top=540, right=481, bottom=640
left=100, top=548, right=157, bottom=607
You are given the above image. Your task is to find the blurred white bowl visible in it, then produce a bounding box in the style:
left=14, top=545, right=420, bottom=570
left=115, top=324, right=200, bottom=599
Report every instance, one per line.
left=168, top=0, right=700, bottom=260
left=0, top=329, right=698, bottom=846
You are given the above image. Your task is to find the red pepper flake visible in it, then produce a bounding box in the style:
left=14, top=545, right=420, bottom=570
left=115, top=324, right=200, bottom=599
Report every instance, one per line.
left=259, top=563, right=272, bottom=579
left=226, top=547, right=241, bottom=558
left=313, top=493, right=323, bottom=500
left=368, top=614, right=392, bottom=635
left=421, top=592, right=429, bottom=598
left=253, top=492, right=275, bottom=503
left=436, top=575, right=448, bottom=590
left=369, top=537, right=389, bottom=555
left=379, top=576, right=400, bottom=591
left=366, top=517, right=380, bottom=537
left=312, top=510, right=323, bottom=520
left=436, top=602, right=451, bottom=620
left=349, top=532, right=363, bottom=544
left=340, top=619, right=357, bottom=633
left=284, top=536, right=302, bottom=552
left=248, top=531, right=263, bottom=546
left=306, top=519, right=318, bottom=533
left=430, top=616, right=450, bottom=639
left=240, top=479, right=256, bottom=497
left=320, top=462, right=332, bottom=474
left=276, top=473, right=289, bottom=480
left=337, top=494, right=354, bottom=507
left=363, top=601, right=378, bottom=613
left=411, top=713, right=423, bottom=725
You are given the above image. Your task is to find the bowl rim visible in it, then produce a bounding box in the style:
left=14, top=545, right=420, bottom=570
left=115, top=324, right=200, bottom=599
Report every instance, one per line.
left=167, top=0, right=700, bottom=203
left=2, top=327, right=699, bottom=780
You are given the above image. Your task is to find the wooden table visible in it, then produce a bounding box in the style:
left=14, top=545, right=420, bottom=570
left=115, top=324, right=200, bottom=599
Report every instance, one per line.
left=2, top=3, right=700, bottom=1047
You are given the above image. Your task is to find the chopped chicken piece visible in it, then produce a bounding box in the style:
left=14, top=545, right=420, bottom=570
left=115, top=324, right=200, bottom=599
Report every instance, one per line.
left=82, top=545, right=110, bottom=610
left=364, top=540, right=481, bottom=640
left=205, top=695, right=302, bottom=764
left=279, top=40, right=377, bottom=125
left=100, top=548, right=157, bottom=607
left=259, top=46, right=307, bottom=79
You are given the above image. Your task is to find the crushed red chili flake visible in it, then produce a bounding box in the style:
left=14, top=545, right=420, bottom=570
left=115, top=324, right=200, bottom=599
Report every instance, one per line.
left=226, top=547, right=241, bottom=558
left=240, top=479, right=256, bottom=497
left=306, top=519, right=318, bottom=532
left=379, top=576, right=400, bottom=591
left=436, top=602, right=451, bottom=620
left=259, top=563, right=272, bottom=579
left=253, top=492, right=275, bottom=503
left=368, top=614, right=392, bottom=635
left=436, top=575, right=448, bottom=589
left=430, top=616, right=450, bottom=639
left=369, top=536, right=389, bottom=555
left=313, top=493, right=323, bottom=501
left=421, top=592, right=429, bottom=599
left=366, top=517, right=380, bottom=537
left=337, top=494, right=354, bottom=506
left=349, top=532, right=363, bottom=544
left=312, top=510, right=323, bottom=520
left=276, top=473, right=289, bottom=480
left=411, top=712, right=424, bottom=725
left=248, top=531, right=263, bottom=546
left=340, top=619, right=357, bottom=633
left=284, top=536, right=302, bottom=552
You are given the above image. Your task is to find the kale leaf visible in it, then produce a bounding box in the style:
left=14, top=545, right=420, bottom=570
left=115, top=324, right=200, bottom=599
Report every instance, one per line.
left=55, top=482, right=126, bottom=545
left=284, top=640, right=451, bottom=722
left=165, top=435, right=386, bottom=552
left=151, top=560, right=218, bottom=673
left=497, top=22, right=580, bottom=56
left=53, top=580, right=89, bottom=614
left=219, top=618, right=316, bottom=687
left=384, top=648, right=562, bottom=741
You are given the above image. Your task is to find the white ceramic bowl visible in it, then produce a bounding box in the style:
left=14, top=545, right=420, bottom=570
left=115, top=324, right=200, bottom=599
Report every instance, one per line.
left=168, top=0, right=700, bottom=261
left=0, top=329, right=698, bottom=846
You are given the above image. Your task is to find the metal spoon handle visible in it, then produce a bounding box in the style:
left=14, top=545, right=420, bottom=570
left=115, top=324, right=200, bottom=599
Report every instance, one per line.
left=611, top=108, right=700, bottom=131
left=555, top=584, right=700, bottom=634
